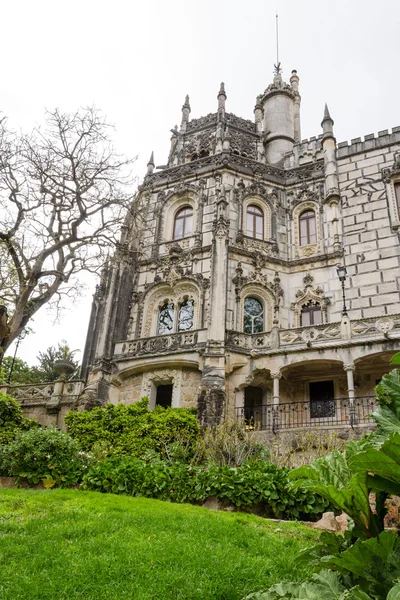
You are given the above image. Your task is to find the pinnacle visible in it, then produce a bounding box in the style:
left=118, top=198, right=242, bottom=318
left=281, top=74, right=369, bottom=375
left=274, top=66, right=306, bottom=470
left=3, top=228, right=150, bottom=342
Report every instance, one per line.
left=219, top=82, right=226, bottom=95
left=324, top=103, right=331, bottom=120
left=147, top=151, right=154, bottom=166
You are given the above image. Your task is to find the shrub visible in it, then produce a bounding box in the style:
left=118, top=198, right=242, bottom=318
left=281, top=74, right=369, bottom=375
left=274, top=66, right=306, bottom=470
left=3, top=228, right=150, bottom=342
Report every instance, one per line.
left=0, top=392, right=37, bottom=446
left=65, top=398, right=201, bottom=458
left=192, top=421, right=269, bottom=467
left=1, top=427, right=86, bottom=487
left=82, top=457, right=330, bottom=520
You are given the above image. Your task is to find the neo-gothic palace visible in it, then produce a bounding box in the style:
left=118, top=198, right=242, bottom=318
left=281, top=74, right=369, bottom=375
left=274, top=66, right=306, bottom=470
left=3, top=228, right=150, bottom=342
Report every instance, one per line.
left=80, top=67, right=400, bottom=432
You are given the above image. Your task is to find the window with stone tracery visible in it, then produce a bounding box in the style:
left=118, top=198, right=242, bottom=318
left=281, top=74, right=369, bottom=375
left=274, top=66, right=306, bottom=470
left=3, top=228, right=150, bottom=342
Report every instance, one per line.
left=173, top=206, right=193, bottom=240
left=244, top=297, right=264, bottom=333
left=157, top=302, right=175, bottom=334
left=178, top=299, right=194, bottom=331
left=299, top=210, right=317, bottom=246
left=300, top=303, right=322, bottom=326
left=246, top=205, right=264, bottom=239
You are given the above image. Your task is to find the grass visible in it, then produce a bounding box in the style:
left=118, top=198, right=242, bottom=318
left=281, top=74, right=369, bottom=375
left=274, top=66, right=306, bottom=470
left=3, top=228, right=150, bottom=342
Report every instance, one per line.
left=0, top=489, right=318, bottom=600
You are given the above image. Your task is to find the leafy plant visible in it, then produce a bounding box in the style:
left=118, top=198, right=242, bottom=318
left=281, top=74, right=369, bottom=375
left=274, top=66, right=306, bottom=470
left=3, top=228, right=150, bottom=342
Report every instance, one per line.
left=65, top=398, right=201, bottom=458
left=1, top=426, right=86, bottom=487
left=0, top=392, right=37, bottom=448
left=82, top=457, right=330, bottom=519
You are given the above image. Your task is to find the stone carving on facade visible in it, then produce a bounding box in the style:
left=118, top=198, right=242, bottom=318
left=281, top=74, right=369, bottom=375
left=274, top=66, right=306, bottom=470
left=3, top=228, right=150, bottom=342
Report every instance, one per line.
left=225, top=113, right=256, bottom=133
left=382, top=152, right=400, bottom=183
left=287, top=182, right=324, bottom=213
left=291, top=272, right=330, bottom=327
left=120, top=331, right=199, bottom=357
left=229, top=130, right=257, bottom=160
left=184, top=130, right=214, bottom=161
left=186, top=113, right=217, bottom=132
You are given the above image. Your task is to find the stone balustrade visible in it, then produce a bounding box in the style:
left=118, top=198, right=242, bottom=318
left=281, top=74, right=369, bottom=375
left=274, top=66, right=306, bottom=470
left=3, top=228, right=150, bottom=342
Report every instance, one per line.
left=114, top=329, right=207, bottom=358
left=226, top=313, right=400, bottom=353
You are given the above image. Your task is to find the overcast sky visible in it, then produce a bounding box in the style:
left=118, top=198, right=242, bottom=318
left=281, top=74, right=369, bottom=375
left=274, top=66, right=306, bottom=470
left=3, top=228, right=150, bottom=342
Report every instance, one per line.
left=3, top=0, right=400, bottom=366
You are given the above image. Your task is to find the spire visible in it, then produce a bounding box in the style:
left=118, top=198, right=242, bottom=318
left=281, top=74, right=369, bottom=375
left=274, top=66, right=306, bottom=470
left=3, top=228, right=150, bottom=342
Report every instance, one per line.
left=146, top=151, right=155, bottom=175
left=321, top=103, right=334, bottom=135
left=217, top=82, right=226, bottom=121
left=180, top=95, right=191, bottom=132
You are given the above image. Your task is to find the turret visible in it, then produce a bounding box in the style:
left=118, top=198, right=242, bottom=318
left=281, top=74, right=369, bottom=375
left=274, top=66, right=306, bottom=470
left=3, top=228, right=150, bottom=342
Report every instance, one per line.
left=258, top=66, right=301, bottom=164
left=321, top=104, right=341, bottom=251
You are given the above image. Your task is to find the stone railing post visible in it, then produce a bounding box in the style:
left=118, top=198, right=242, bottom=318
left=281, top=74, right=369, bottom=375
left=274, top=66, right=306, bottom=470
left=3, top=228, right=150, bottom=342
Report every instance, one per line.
left=270, top=371, right=282, bottom=433
left=344, top=363, right=356, bottom=426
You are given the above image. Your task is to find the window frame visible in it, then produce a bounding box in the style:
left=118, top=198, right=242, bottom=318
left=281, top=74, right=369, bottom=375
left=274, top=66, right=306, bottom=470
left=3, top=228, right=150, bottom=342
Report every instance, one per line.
left=246, top=204, right=264, bottom=240
left=173, top=206, right=194, bottom=240
left=243, top=296, right=264, bottom=334
left=299, top=209, right=317, bottom=246
left=300, top=303, right=322, bottom=327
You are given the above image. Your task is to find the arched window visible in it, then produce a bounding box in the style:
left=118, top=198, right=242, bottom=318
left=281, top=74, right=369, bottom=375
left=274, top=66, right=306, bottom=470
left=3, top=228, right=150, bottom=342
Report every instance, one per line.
left=299, top=210, right=317, bottom=246
left=244, top=297, right=264, bottom=333
left=300, top=303, right=322, bottom=326
left=157, top=301, right=174, bottom=334
left=178, top=299, right=194, bottom=331
left=173, top=206, right=193, bottom=240
left=246, top=205, right=264, bottom=240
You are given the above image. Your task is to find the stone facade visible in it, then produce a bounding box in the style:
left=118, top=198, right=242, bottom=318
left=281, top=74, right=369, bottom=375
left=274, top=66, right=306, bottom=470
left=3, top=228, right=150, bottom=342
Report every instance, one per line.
left=76, top=67, right=400, bottom=432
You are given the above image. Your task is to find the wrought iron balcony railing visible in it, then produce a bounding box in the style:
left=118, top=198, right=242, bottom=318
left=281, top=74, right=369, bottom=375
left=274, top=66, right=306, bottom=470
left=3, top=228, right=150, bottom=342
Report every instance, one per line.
left=236, top=396, right=376, bottom=432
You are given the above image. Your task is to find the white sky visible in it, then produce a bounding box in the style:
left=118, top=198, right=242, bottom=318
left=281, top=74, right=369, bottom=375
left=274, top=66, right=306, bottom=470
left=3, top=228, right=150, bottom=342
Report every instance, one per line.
left=3, top=0, right=400, bottom=366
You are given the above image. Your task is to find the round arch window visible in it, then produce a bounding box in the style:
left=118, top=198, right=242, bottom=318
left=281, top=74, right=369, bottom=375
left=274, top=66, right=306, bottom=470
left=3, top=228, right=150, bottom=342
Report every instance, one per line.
left=244, top=297, right=264, bottom=333
left=173, top=206, right=193, bottom=240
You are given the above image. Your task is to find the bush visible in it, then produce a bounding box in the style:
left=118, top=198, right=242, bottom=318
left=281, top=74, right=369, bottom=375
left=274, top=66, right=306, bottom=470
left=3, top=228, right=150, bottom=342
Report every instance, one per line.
left=0, top=392, right=37, bottom=446
left=1, top=427, right=87, bottom=487
left=65, top=398, right=201, bottom=458
left=192, top=421, right=269, bottom=467
left=82, top=457, right=330, bottom=520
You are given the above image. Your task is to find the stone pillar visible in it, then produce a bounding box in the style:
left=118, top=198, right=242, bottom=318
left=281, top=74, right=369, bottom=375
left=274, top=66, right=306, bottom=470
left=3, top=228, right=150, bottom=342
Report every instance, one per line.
left=344, top=363, right=356, bottom=426
left=198, top=183, right=229, bottom=427
left=271, top=371, right=281, bottom=433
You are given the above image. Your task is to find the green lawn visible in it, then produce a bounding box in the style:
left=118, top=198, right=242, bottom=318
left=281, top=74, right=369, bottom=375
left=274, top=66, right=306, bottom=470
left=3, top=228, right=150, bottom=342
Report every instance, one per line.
left=0, top=489, right=318, bottom=600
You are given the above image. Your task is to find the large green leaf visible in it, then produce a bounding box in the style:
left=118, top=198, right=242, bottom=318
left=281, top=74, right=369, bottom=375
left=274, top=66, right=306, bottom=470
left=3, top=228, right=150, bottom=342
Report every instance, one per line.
left=350, top=433, right=400, bottom=495
left=243, top=571, right=372, bottom=599
left=387, top=585, right=400, bottom=600
left=321, top=531, right=400, bottom=599
left=374, top=370, right=400, bottom=432
left=290, top=453, right=379, bottom=538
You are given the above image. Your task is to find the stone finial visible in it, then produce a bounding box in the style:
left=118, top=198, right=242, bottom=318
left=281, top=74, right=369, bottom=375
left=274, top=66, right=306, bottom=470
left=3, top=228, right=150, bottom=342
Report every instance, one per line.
left=321, top=103, right=334, bottom=132
left=217, top=82, right=227, bottom=120
left=147, top=151, right=155, bottom=175
left=180, top=95, right=191, bottom=131
left=290, top=69, right=299, bottom=92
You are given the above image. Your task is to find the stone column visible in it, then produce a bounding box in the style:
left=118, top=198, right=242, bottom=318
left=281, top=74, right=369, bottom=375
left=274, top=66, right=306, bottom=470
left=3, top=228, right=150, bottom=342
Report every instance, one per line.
left=270, top=371, right=281, bottom=433
left=344, top=363, right=356, bottom=426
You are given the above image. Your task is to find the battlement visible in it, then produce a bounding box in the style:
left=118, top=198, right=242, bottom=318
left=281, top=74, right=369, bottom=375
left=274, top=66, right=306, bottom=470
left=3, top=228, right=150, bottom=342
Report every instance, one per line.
left=336, top=126, right=400, bottom=159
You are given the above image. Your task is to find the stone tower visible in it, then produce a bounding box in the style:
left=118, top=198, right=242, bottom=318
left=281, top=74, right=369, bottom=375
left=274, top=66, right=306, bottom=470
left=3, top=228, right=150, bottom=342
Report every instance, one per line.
left=81, top=66, right=400, bottom=431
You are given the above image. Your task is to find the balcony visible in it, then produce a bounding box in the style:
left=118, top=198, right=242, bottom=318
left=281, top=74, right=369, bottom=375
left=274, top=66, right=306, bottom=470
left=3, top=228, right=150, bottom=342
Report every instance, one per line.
left=226, top=313, right=400, bottom=354
left=236, top=396, right=376, bottom=432
left=114, top=329, right=207, bottom=358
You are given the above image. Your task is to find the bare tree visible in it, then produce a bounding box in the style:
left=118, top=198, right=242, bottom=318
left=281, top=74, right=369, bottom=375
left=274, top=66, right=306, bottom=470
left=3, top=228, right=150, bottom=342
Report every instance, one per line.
left=0, top=108, right=139, bottom=363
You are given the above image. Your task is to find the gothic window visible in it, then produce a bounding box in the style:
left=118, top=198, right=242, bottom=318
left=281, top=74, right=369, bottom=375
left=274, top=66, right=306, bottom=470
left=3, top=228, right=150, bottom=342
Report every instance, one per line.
left=301, top=303, right=322, bottom=326
left=299, top=210, right=317, bottom=246
left=246, top=205, right=264, bottom=240
left=244, top=297, right=264, bottom=333
left=178, top=299, right=194, bottom=331
left=395, top=182, right=400, bottom=215
left=173, top=206, right=193, bottom=240
left=157, top=301, right=174, bottom=334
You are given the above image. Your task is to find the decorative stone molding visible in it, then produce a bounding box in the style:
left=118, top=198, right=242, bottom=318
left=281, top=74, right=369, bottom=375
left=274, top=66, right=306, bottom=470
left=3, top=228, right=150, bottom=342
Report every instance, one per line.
left=292, top=200, right=321, bottom=258
left=287, top=182, right=324, bottom=213
left=119, top=331, right=200, bottom=357
left=290, top=272, right=330, bottom=327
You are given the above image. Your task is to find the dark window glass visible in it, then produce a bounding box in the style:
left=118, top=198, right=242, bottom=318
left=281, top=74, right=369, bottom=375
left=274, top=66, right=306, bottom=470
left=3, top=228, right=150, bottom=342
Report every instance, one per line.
left=173, top=206, right=193, bottom=240
left=178, top=299, right=194, bottom=331
left=156, top=384, right=173, bottom=408
left=157, top=302, right=174, bottom=334
left=299, top=210, right=317, bottom=246
left=301, top=304, right=322, bottom=326
left=244, top=387, right=263, bottom=426
left=309, top=380, right=335, bottom=418
left=246, top=205, right=264, bottom=240
left=244, top=297, right=264, bottom=333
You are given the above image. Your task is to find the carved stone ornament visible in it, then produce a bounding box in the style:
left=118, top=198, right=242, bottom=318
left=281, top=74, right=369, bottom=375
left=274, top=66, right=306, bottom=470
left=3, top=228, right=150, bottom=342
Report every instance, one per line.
left=291, top=272, right=330, bottom=327
left=382, top=152, right=400, bottom=183
left=287, top=182, right=324, bottom=213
